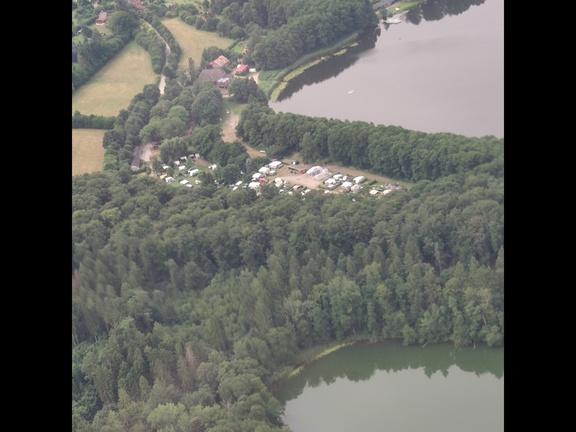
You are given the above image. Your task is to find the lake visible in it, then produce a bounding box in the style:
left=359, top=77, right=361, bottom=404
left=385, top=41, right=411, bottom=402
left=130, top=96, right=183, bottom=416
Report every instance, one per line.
left=274, top=340, right=504, bottom=432
left=269, top=0, right=504, bottom=139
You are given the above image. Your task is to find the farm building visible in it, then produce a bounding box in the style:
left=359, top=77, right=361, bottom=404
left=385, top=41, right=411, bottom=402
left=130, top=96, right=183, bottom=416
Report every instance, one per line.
left=210, top=55, right=231, bottom=69
left=235, top=64, right=249, bottom=75
left=217, top=77, right=232, bottom=88
left=198, top=69, right=234, bottom=86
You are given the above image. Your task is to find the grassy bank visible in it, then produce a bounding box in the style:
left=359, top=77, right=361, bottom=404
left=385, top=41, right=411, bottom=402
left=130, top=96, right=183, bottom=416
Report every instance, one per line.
left=258, top=32, right=361, bottom=101
left=268, top=334, right=377, bottom=390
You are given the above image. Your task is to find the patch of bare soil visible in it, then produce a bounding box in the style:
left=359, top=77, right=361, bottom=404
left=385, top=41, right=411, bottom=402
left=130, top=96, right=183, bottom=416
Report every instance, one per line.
left=222, top=112, right=240, bottom=143
left=274, top=167, right=323, bottom=190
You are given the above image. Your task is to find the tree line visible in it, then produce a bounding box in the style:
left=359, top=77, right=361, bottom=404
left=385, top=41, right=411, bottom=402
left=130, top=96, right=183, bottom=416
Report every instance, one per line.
left=236, top=102, right=503, bottom=183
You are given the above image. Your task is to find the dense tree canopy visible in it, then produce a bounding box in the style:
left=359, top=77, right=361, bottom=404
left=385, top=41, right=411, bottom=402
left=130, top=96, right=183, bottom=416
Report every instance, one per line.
left=73, top=142, right=503, bottom=429
left=72, top=2, right=504, bottom=431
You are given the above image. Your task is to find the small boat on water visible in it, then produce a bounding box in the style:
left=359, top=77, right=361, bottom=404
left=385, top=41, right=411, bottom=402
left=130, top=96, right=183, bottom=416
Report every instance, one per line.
left=347, top=90, right=355, bottom=94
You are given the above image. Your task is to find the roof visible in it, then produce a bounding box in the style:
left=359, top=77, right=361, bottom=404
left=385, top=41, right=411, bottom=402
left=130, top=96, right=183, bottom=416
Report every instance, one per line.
left=198, top=69, right=227, bottom=83
left=235, top=64, right=249, bottom=74
left=210, top=55, right=230, bottom=69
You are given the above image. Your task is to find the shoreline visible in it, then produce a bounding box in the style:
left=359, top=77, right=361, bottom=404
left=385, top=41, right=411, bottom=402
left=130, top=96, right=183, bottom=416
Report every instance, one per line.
left=261, top=0, right=426, bottom=100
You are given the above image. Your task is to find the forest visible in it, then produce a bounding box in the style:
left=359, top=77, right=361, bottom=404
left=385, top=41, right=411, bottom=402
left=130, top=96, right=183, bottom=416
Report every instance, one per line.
left=73, top=139, right=503, bottom=431
left=72, top=1, right=503, bottom=431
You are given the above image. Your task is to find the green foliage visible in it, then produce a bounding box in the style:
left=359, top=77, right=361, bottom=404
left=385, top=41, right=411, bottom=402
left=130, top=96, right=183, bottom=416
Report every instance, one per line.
left=228, top=77, right=267, bottom=103
left=237, top=105, right=503, bottom=183
left=73, top=111, right=116, bottom=129
left=72, top=2, right=503, bottom=429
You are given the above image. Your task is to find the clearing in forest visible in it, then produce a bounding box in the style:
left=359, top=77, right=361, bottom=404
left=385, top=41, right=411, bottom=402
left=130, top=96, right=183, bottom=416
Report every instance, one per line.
left=162, top=17, right=234, bottom=71
left=72, top=129, right=106, bottom=176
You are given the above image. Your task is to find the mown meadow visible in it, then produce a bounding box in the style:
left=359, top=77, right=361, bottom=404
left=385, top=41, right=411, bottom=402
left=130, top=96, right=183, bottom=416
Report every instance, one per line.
left=161, top=17, right=234, bottom=71
left=72, top=129, right=107, bottom=176
left=72, top=41, right=156, bottom=117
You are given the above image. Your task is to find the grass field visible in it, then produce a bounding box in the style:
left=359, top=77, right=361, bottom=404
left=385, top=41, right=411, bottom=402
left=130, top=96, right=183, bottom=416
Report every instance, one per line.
left=72, top=41, right=157, bottom=116
left=72, top=129, right=107, bottom=176
left=161, top=17, right=234, bottom=71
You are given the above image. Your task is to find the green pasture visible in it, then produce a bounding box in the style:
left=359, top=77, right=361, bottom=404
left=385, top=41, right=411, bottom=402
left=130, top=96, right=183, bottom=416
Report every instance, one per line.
left=161, top=17, right=234, bottom=70
left=72, top=41, right=157, bottom=116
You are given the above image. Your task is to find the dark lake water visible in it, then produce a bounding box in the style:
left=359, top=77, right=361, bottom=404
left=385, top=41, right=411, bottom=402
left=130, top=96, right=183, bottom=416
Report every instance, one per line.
left=269, top=0, right=504, bottom=139
left=274, top=340, right=504, bottom=432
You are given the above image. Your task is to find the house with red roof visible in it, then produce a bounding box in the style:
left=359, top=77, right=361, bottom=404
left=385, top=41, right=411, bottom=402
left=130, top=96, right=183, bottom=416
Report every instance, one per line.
left=234, top=64, right=249, bottom=75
